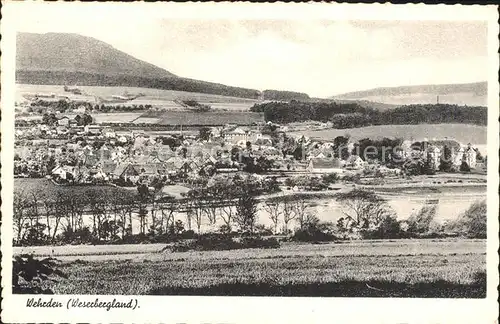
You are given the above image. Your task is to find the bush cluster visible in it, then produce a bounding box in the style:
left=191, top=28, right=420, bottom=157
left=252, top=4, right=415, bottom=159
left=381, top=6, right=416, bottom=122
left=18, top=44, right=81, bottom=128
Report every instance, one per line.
left=12, top=254, right=68, bottom=294
left=291, top=226, right=337, bottom=242
left=170, top=234, right=280, bottom=252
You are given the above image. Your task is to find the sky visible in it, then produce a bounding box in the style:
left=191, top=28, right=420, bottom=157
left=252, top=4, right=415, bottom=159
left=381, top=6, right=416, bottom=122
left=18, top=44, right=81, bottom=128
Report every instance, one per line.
left=16, top=16, right=488, bottom=98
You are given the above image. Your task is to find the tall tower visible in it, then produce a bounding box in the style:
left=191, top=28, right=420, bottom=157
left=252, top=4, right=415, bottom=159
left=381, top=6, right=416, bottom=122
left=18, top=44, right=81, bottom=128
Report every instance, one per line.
left=437, top=95, right=440, bottom=104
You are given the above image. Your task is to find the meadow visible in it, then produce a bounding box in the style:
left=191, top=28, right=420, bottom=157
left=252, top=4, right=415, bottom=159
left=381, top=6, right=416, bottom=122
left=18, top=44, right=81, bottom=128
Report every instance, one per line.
left=28, top=239, right=486, bottom=297
left=14, top=178, right=135, bottom=201
left=290, top=123, right=487, bottom=147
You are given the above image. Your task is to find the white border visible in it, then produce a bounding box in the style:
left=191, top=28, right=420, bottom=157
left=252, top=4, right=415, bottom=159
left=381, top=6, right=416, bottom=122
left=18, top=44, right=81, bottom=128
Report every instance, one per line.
left=1, top=2, right=498, bottom=323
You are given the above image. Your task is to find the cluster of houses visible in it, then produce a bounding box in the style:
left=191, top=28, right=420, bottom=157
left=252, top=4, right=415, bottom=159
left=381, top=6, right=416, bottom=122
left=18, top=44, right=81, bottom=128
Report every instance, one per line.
left=400, top=139, right=479, bottom=170
left=14, top=116, right=484, bottom=187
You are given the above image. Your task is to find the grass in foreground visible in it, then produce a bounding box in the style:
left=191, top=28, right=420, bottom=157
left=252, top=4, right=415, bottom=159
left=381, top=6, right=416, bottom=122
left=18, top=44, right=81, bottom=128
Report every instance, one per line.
left=148, top=276, right=486, bottom=298
left=47, top=242, right=486, bottom=297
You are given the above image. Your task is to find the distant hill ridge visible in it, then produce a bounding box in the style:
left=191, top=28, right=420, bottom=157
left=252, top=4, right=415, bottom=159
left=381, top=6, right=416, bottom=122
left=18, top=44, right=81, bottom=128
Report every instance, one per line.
left=16, top=32, right=261, bottom=99
left=334, top=82, right=487, bottom=99
left=17, top=32, right=486, bottom=107
left=17, top=32, right=177, bottom=78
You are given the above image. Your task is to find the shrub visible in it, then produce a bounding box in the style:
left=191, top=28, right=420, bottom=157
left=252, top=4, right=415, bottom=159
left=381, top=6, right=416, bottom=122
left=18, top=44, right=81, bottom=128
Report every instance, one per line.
left=171, top=234, right=238, bottom=252
left=292, top=228, right=336, bottom=242
left=170, top=234, right=280, bottom=252
left=182, top=230, right=196, bottom=239
left=253, top=224, right=274, bottom=236
left=292, top=219, right=338, bottom=242
left=361, top=215, right=403, bottom=239
left=12, top=254, right=68, bottom=294
left=20, top=222, right=50, bottom=246
left=406, top=203, right=437, bottom=234
left=446, top=200, right=486, bottom=238
left=460, top=161, right=471, bottom=172
left=240, top=236, right=280, bottom=249
left=60, top=226, right=94, bottom=244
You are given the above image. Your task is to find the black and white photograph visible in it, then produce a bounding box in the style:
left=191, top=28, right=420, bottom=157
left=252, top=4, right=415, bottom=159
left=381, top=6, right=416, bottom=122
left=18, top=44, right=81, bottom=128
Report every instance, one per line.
left=1, top=2, right=498, bottom=323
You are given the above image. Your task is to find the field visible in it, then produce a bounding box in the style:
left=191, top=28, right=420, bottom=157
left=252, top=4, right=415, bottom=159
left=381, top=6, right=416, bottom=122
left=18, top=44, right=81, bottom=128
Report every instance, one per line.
left=17, top=110, right=264, bottom=126
left=290, top=124, right=487, bottom=147
left=16, top=83, right=265, bottom=125
left=106, top=99, right=184, bottom=109
left=16, top=84, right=259, bottom=106
left=140, top=110, right=264, bottom=126
left=62, top=112, right=144, bottom=123
left=198, top=102, right=257, bottom=111
left=17, top=239, right=486, bottom=297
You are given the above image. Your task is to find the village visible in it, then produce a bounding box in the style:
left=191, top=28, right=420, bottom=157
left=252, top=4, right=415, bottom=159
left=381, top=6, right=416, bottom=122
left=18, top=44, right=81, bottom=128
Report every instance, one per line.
left=14, top=110, right=485, bottom=194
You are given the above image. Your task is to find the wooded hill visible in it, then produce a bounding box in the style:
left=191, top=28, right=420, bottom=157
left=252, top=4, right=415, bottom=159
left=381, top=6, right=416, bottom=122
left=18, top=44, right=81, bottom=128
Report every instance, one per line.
left=250, top=101, right=487, bottom=128
left=16, top=33, right=261, bottom=99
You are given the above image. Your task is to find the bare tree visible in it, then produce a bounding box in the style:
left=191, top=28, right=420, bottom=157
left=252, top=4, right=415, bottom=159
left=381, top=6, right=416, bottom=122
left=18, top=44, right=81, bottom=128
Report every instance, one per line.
left=65, top=194, right=86, bottom=234
left=52, top=194, right=67, bottom=241
left=157, top=199, right=178, bottom=234
left=262, top=198, right=283, bottom=234
left=42, top=200, right=54, bottom=241
left=292, top=194, right=310, bottom=229
left=282, top=196, right=297, bottom=233
left=215, top=184, right=238, bottom=232
left=234, top=193, right=258, bottom=234
left=406, top=201, right=438, bottom=234
left=85, top=188, right=108, bottom=240
left=185, top=196, right=204, bottom=233
left=118, top=199, right=135, bottom=238
left=334, top=189, right=394, bottom=230
left=148, top=182, right=166, bottom=236
left=202, top=187, right=219, bottom=225
left=13, top=192, right=29, bottom=244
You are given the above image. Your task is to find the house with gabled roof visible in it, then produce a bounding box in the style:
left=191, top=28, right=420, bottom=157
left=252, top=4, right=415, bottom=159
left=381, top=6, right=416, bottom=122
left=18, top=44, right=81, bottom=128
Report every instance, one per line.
left=463, top=145, right=477, bottom=169
left=51, top=165, right=74, bottom=180
left=83, top=153, right=100, bottom=167
left=57, top=116, right=70, bottom=127
left=99, top=163, right=117, bottom=179
left=308, top=148, right=328, bottom=160
left=426, top=145, right=441, bottom=171
left=113, top=163, right=128, bottom=179
left=345, top=155, right=366, bottom=169
left=117, top=163, right=167, bottom=184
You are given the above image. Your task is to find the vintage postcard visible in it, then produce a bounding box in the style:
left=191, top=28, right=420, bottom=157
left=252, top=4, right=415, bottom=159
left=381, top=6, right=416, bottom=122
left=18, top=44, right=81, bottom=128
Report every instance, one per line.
left=1, top=2, right=499, bottom=323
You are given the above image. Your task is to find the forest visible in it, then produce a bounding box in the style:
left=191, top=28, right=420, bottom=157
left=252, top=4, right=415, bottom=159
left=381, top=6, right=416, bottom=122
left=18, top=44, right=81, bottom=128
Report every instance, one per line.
left=250, top=101, right=487, bottom=127
left=261, top=89, right=310, bottom=101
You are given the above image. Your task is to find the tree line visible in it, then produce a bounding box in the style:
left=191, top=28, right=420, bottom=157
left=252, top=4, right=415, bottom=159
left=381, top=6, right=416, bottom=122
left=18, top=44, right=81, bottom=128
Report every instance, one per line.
left=13, top=175, right=280, bottom=246
left=250, top=101, right=487, bottom=127
left=17, top=70, right=262, bottom=99
left=261, top=90, right=310, bottom=101
left=14, top=182, right=486, bottom=246
left=32, top=99, right=153, bottom=113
